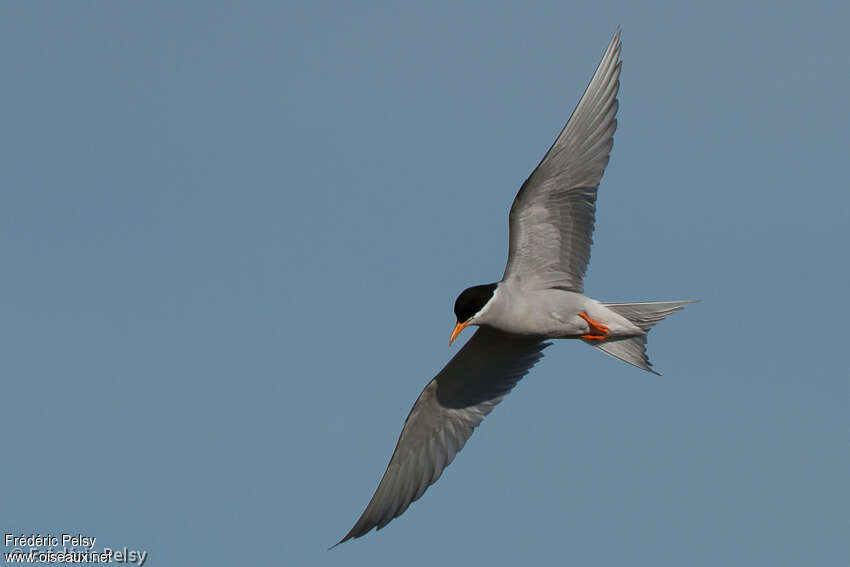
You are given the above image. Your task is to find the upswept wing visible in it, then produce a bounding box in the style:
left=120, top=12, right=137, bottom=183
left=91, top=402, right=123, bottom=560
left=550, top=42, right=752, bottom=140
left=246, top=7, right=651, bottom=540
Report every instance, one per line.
left=503, top=29, right=622, bottom=292
left=336, top=328, right=549, bottom=545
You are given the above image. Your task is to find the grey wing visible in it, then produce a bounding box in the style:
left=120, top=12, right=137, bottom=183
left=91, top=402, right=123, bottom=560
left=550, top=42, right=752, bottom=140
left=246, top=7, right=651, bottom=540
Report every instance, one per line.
left=503, top=29, right=622, bottom=292
left=335, top=328, right=549, bottom=546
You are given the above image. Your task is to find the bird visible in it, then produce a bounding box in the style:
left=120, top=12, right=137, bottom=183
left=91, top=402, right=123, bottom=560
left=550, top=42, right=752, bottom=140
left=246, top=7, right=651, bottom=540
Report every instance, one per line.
left=335, top=28, right=697, bottom=547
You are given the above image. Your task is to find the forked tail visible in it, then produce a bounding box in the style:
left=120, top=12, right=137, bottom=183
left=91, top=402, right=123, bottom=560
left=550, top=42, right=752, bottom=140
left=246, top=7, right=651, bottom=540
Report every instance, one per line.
left=587, top=300, right=699, bottom=375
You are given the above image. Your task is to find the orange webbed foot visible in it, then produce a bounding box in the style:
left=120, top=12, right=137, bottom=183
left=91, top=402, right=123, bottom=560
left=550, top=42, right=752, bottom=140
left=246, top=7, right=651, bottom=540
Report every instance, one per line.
left=580, top=334, right=608, bottom=340
left=578, top=311, right=610, bottom=335
left=578, top=312, right=610, bottom=340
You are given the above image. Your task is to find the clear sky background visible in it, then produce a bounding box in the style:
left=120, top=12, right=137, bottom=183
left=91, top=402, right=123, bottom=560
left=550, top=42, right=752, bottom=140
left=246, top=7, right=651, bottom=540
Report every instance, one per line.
left=2, top=2, right=847, bottom=566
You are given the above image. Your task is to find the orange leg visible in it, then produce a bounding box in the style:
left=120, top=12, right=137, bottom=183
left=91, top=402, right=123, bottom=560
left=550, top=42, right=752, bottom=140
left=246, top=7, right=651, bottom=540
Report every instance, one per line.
left=578, top=312, right=610, bottom=340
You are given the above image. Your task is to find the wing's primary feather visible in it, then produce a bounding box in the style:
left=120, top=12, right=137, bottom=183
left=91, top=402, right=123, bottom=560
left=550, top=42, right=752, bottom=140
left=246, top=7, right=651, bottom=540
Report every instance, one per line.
left=335, top=328, right=549, bottom=546
left=503, top=29, right=622, bottom=292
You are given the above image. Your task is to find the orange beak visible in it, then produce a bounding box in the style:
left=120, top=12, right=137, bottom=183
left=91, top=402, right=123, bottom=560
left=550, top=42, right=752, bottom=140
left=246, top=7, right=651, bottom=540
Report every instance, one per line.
left=449, top=320, right=470, bottom=346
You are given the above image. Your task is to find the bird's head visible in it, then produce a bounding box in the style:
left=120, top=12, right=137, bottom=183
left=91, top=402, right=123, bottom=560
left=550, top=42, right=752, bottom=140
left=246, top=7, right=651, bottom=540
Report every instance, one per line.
left=449, top=283, right=498, bottom=345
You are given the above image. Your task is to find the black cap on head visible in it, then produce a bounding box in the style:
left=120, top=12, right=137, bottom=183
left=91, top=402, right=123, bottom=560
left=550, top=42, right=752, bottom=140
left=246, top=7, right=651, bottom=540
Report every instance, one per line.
left=453, top=283, right=497, bottom=323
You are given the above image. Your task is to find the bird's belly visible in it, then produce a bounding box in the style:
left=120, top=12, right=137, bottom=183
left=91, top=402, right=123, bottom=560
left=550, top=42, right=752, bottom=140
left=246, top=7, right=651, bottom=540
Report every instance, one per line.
left=488, top=301, right=588, bottom=338
left=491, top=315, right=587, bottom=338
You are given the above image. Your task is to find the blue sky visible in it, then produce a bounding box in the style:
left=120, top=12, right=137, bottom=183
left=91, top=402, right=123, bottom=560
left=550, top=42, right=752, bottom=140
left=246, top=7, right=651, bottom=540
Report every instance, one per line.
left=2, top=2, right=847, bottom=565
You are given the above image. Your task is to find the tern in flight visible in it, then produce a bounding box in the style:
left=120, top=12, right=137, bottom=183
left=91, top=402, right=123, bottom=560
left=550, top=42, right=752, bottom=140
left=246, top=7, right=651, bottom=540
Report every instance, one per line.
left=336, top=28, right=697, bottom=546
